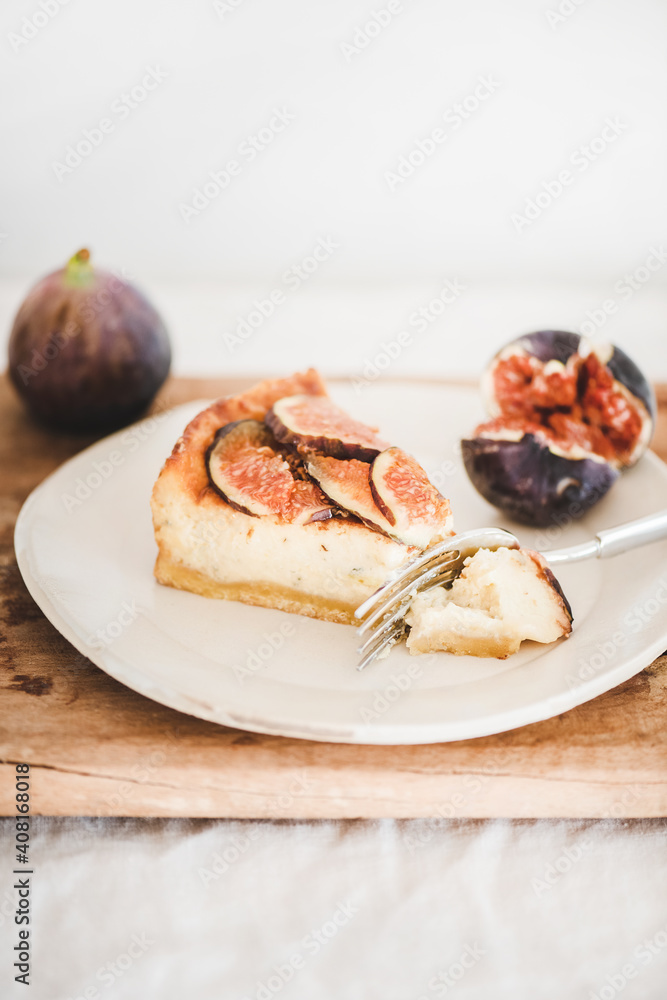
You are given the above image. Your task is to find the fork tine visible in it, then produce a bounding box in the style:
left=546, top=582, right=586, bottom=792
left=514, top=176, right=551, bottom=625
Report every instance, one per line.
left=353, top=527, right=521, bottom=671
left=354, top=527, right=519, bottom=624
left=356, top=568, right=456, bottom=659
left=354, top=537, right=460, bottom=621
left=357, top=600, right=412, bottom=656
left=357, top=621, right=407, bottom=671
left=356, top=558, right=459, bottom=636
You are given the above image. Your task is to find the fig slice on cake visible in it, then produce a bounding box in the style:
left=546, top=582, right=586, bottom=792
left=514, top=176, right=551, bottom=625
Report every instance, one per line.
left=370, top=446, right=454, bottom=548
left=306, top=448, right=454, bottom=548
left=266, top=394, right=389, bottom=462
left=305, top=454, right=397, bottom=537
left=206, top=419, right=334, bottom=524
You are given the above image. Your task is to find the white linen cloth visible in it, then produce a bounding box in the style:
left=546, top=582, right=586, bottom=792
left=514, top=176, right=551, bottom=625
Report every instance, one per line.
left=1, top=817, right=666, bottom=1000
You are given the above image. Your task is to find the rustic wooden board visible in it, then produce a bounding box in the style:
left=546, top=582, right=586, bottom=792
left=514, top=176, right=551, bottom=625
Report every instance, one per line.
left=1, top=373, right=667, bottom=818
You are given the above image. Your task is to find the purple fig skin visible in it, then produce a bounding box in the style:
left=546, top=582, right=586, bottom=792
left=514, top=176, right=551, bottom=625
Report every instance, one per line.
left=461, top=434, right=619, bottom=527
left=606, top=344, right=656, bottom=424
left=514, top=329, right=581, bottom=365
left=8, top=250, right=171, bottom=433
left=532, top=556, right=574, bottom=624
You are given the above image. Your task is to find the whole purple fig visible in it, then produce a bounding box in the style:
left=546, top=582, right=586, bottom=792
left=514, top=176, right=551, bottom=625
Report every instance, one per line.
left=8, top=249, right=171, bottom=432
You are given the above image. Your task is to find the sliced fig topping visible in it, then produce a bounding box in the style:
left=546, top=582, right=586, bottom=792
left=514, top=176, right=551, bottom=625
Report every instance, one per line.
left=206, top=419, right=334, bottom=525
left=370, top=447, right=454, bottom=548
left=305, top=454, right=396, bottom=536
left=266, top=394, right=389, bottom=462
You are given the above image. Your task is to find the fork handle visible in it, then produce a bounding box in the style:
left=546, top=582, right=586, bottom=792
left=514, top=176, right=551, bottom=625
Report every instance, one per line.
left=545, top=509, right=667, bottom=566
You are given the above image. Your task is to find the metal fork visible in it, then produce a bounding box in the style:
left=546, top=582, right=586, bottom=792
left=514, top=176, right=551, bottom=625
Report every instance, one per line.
left=354, top=510, right=667, bottom=670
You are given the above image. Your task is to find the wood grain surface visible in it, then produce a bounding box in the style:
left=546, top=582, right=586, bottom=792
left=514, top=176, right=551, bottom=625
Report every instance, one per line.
left=1, top=373, right=667, bottom=818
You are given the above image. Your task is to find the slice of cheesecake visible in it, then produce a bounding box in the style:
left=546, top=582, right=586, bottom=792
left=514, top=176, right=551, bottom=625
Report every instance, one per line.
left=151, top=369, right=454, bottom=624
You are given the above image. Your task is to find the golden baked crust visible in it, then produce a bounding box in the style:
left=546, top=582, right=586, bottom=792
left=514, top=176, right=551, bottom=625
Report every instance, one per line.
left=154, top=551, right=358, bottom=624
left=406, top=630, right=520, bottom=658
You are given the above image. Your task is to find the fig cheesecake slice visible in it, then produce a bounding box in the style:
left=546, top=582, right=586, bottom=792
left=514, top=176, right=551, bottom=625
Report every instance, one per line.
left=151, top=370, right=454, bottom=624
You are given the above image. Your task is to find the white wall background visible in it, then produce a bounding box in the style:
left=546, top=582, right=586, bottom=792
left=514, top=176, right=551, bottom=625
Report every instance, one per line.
left=1, top=0, right=666, bottom=378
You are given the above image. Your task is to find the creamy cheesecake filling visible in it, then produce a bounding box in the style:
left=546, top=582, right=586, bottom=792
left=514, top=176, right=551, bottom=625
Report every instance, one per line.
left=153, top=490, right=417, bottom=610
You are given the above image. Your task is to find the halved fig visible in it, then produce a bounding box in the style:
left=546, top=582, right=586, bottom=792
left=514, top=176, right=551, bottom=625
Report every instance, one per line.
left=266, top=394, right=389, bottom=462
left=206, top=419, right=334, bottom=524
left=305, top=454, right=396, bottom=537
left=370, top=447, right=454, bottom=547
left=465, top=331, right=655, bottom=526
left=482, top=332, right=654, bottom=468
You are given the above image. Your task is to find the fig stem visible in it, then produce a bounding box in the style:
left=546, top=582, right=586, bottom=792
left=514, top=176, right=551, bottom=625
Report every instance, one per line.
left=65, top=248, right=94, bottom=287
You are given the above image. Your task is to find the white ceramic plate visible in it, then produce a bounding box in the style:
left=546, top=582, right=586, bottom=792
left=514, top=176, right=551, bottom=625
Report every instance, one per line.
left=14, top=382, right=667, bottom=744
